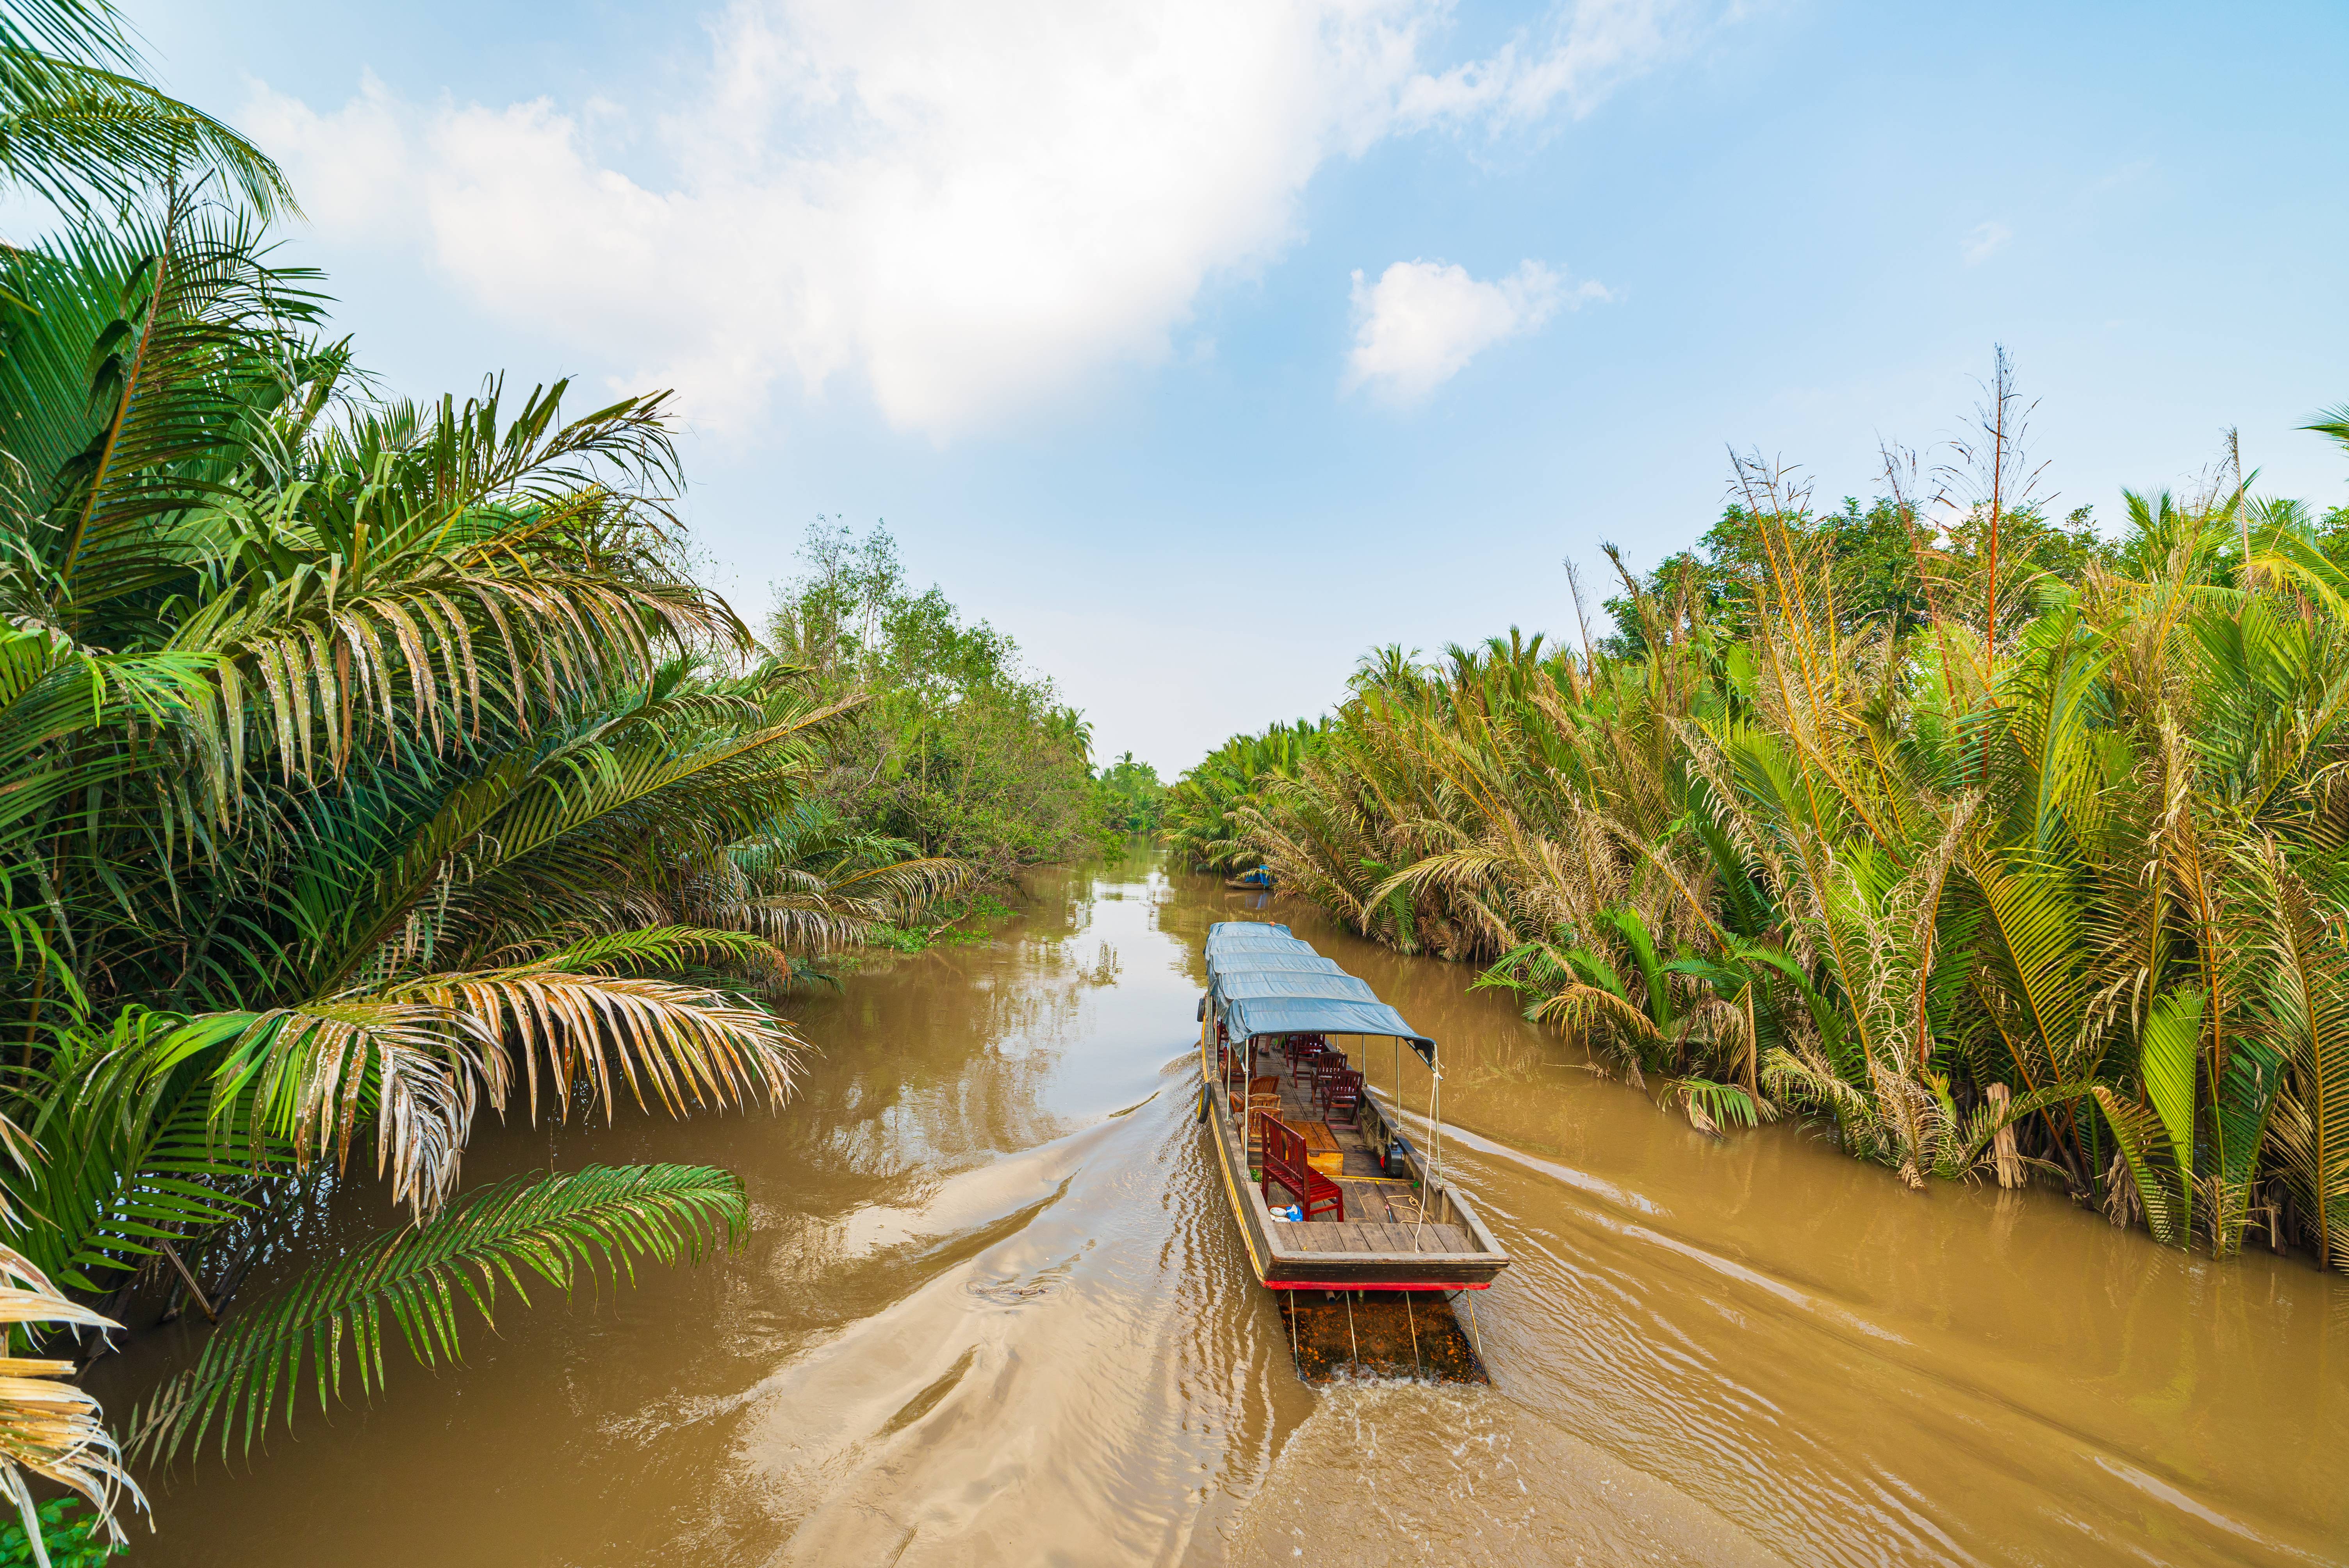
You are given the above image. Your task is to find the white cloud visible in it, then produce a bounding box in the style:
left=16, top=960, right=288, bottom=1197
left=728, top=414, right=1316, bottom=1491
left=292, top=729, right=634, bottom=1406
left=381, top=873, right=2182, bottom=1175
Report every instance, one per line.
left=1963, top=220, right=2012, bottom=265
left=1397, top=0, right=1723, bottom=127
left=246, top=0, right=1725, bottom=438
left=1343, top=258, right=1603, bottom=403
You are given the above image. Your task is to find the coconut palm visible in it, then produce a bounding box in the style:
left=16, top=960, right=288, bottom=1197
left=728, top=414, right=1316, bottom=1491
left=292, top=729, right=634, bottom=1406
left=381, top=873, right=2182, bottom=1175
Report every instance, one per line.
left=0, top=0, right=292, bottom=224
left=0, top=185, right=986, bottom=1559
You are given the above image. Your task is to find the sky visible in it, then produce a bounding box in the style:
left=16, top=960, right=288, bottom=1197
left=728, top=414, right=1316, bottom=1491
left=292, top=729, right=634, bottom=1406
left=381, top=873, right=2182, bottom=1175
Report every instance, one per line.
left=117, top=0, right=2349, bottom=773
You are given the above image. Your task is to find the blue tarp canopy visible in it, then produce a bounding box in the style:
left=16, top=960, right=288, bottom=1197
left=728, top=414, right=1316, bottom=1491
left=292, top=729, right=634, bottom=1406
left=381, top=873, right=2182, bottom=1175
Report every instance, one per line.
left=1208, top=967, right=1378, bottom=1011
left=1205, top=936, right=1317, bottom=962
left=1219, top=995, right=1436, bottom=1061
left=1204, top=926, right=1435, bottom=1062
left=1205, top=951, right=1344, bottom=979
left=1204, top=923, right=1303, bottom=953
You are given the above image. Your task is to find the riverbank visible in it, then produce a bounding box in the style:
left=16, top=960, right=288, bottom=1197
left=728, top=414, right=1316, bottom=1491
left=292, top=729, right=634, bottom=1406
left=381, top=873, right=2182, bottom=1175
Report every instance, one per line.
left=110, top=846, right=2349, bottom=1566
left=1181, top=443, right=2349, bottom=1274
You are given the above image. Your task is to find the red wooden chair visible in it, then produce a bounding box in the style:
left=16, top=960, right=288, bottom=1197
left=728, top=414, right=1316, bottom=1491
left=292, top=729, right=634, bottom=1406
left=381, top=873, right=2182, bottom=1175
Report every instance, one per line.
left=1304, top=1049, right=1347, bottom=1098
left=1259, top=1114, right=1343, bottom=1221
left=1320, top=1067, right=1364, bottom=1118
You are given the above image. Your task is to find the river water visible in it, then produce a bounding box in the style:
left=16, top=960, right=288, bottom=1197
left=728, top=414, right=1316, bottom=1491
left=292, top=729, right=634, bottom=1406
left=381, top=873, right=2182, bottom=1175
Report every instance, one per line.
left=123, top=846, right=2346, bottom=1566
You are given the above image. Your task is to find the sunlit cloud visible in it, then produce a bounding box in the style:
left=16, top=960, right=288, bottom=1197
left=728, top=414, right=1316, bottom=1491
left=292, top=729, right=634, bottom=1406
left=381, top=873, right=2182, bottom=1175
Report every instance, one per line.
left=244, top=0, right=1731, bottom=439
left=1343, top=258, right=1607, bottom=404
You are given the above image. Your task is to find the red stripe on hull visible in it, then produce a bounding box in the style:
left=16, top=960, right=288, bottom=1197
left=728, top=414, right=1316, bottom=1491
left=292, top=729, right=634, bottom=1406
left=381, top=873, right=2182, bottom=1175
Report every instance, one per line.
left=1264, top=1279, right=1489, bottom=1291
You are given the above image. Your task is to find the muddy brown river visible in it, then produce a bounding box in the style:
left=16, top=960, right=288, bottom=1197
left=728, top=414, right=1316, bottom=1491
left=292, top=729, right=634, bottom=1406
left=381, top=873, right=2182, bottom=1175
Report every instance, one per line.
left=114, top=847, right=2347, bottom=1565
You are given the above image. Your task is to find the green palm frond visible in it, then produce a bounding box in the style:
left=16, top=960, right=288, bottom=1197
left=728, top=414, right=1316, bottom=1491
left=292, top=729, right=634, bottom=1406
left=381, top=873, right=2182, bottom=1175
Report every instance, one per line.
left=0, top=0, right=293, bottom=223
left=2250, top=845, right=2349, bottom=1267
left=125, top=1164, right=747, bottom=1470
left=2093, top=1086, right=2191, bottom=1246
left=170, top=383, right=749, bottom=777
left=7, top=1007, right=287, bottom=1294
left=2301, top=404, right=2349, bottom=459
left=504, top=925, right=779, bottom=976
left=0, top=55, right=295, bottom=220
left=299, top=691, right=853, bottom=988
left=0, top=629, right=218, bottom=868
left=1664, top=1076, right=1773, bottom=1136
left=39, top=191, right=326, bottom=622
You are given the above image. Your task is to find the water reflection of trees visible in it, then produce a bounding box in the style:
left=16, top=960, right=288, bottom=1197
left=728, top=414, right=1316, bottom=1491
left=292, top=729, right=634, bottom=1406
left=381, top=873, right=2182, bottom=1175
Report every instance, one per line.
left=789, top=868, right=1136, bottom=1180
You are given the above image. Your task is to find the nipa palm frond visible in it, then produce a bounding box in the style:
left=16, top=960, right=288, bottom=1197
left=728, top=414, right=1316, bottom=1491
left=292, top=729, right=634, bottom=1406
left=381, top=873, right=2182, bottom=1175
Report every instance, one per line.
left=125, top=1164, right=746, bottom=1470
left=0, top=9, right=294, bottom=221
left=384, top=967, right=800, bottom=1124
left=197, top=1000, right=493, bottom=1218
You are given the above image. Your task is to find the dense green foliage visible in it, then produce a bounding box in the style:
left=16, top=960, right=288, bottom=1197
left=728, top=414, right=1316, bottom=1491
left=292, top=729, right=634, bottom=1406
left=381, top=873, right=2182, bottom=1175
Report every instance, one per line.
left=1164, top=718, right=1328, bottom=871
left=1091, top=751, right=1167, bottom=839
left=0, top=187, right=971, bottom=1543
left=1205, top=390, right=2349, bottom=1272
left=0, top=2, right=1076, bottom=1553
left=768, top=522, right=1098, bottom=878
left=0, top=1503, right=117, bottom=1567
left=1601, top=495, right=2102, bottom=654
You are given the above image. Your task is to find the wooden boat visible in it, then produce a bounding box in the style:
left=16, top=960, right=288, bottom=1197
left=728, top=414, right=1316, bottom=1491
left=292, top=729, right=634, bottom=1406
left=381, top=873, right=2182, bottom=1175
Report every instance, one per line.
left=1196, top=921, right=1509, bottom=1294
left=1223, top=868, right=1274, bottom=890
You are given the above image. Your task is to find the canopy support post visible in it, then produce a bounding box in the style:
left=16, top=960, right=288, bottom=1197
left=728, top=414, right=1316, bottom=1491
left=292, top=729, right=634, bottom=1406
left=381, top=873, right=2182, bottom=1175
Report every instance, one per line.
left=1412, top=1039, right=1441, bottom=1250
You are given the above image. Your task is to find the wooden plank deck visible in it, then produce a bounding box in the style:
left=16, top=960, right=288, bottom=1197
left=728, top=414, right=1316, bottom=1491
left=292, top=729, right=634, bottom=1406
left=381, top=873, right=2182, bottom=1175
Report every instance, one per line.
left=1242, top=1039, right=1477, bottom=1251
left=1276, top=1219, right=1476, bottom=1253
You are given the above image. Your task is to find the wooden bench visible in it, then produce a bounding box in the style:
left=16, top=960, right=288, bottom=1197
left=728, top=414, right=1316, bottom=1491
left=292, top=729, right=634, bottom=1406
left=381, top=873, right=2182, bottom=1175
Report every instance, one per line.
left=1297, top=1119, right=1345, bottom=1177
left=1260, top=1114, right=1343, bottom=1222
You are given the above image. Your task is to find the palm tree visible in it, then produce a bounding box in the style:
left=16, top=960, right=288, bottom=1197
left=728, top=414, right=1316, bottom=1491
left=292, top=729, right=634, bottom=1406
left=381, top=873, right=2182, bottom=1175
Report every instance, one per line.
left=1212, top=362, right=2349, bottom=1278
left=0, top=189, right=979, bottom=1559
left=0, top=0, right=292, bottom=225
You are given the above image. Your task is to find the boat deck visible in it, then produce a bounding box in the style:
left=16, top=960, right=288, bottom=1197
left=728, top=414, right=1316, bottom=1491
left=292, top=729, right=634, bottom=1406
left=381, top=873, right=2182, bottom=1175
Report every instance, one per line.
left=1239, top=1043, right=1476, bottom=1253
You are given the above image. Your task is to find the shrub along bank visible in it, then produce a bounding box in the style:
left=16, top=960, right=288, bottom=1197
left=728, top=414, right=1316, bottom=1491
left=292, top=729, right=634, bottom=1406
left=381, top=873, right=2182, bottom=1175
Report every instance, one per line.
left=1180, top=369, right=2349, bottom=1273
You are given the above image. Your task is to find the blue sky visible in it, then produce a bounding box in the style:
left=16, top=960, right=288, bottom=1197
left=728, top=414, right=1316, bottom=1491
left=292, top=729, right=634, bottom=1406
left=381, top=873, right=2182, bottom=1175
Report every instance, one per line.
left=123, top=0, right=2349, bottom=770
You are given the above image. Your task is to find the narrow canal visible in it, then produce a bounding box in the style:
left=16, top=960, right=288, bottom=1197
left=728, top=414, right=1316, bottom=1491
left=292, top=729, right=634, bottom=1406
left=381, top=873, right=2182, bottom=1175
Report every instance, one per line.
left=123, top=846, right=2347, bottom=1565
